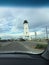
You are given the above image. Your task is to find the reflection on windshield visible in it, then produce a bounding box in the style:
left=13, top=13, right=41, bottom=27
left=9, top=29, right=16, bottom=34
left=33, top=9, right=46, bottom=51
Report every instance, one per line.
left=0, top=7, right=48, bottom=54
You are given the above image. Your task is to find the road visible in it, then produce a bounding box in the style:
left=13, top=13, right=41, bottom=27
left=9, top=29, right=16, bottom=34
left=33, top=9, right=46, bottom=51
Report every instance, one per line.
left=0, top=41, right=44, bottom=53
left=0, top=41, right=30, bottom=51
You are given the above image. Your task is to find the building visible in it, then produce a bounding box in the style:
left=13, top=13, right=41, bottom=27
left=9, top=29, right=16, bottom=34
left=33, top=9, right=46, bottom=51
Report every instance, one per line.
left=23, top=20, right=30, bottom=40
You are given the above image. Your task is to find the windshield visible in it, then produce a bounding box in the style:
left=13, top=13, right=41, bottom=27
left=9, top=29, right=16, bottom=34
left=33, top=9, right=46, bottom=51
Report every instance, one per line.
left=0, top=7, right=48, bottom=54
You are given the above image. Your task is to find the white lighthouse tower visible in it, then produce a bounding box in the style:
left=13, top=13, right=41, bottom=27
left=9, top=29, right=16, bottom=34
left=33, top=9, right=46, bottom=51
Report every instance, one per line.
left=23, top=20, right=29, bottom=40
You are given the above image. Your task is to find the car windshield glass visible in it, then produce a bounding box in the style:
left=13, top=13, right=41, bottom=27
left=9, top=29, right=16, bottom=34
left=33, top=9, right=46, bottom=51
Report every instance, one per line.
left=0, top=7, right=48, bottom=54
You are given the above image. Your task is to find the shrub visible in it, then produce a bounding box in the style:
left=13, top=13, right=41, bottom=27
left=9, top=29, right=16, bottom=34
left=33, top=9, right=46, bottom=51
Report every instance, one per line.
left=35, top=44, right=48, bottom=49
left=19, top=38, right=25, bottom=41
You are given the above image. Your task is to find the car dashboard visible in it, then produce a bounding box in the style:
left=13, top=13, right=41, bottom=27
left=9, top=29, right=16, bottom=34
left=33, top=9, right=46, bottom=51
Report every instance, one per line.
left=0, top=53, right=49, bottom=65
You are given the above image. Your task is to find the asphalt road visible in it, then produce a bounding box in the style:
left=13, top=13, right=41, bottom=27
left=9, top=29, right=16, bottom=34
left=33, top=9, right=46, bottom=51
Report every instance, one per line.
left=0, top=41, right=29, bottom=51
left=0, top=41, right=44, bottom=53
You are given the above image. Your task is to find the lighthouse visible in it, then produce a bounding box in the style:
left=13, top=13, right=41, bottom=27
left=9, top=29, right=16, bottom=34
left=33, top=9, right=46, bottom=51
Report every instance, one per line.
left=23, top=20, right=29, bottom=39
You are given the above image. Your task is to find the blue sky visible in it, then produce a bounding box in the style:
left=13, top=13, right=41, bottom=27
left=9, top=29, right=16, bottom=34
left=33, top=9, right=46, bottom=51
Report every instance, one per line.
left=0, top=0, right=49, bottom=7
left=0, top=7, right=49, bottom=36
left=0, top=0, right=49, bottom=38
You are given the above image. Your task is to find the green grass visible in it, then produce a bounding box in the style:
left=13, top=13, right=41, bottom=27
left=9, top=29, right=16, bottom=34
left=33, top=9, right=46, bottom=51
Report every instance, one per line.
left=35, top=44, right=48, bottom=49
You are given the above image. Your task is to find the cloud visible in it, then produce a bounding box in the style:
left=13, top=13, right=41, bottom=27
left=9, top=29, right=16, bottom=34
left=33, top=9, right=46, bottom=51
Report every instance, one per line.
left=0, top=7, right=49, bottom=37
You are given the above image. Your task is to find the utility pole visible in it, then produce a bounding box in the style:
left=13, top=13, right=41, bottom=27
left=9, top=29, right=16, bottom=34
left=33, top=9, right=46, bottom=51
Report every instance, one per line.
left=35, top=32, right=37, bottom=40
left=46, top=26, right=48, bottom=40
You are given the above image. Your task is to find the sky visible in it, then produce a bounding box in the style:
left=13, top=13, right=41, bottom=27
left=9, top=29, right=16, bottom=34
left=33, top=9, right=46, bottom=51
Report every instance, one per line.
left=0, top=7, right=49, bottom=39
left=0, top=0, right=49, bottom=7
left=0, top=0, right=49, bottom=39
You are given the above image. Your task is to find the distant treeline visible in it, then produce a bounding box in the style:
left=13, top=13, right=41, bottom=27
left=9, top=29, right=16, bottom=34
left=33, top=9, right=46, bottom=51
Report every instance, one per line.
left=0, top=39, right=14, bottom=42
left=0, top=40, right=8, bottom=42
left=0, top=38, right=26, bottom=42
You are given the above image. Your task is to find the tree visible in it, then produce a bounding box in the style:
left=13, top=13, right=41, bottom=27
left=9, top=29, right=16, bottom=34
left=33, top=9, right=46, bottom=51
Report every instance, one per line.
left=0, top=37, right=1, bottom=40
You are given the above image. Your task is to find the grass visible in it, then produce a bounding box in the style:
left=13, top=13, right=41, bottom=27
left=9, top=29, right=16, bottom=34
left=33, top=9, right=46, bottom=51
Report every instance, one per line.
left=35, top=44, right=48, bottom=49
left=30, top=40, right=47, bottom=44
